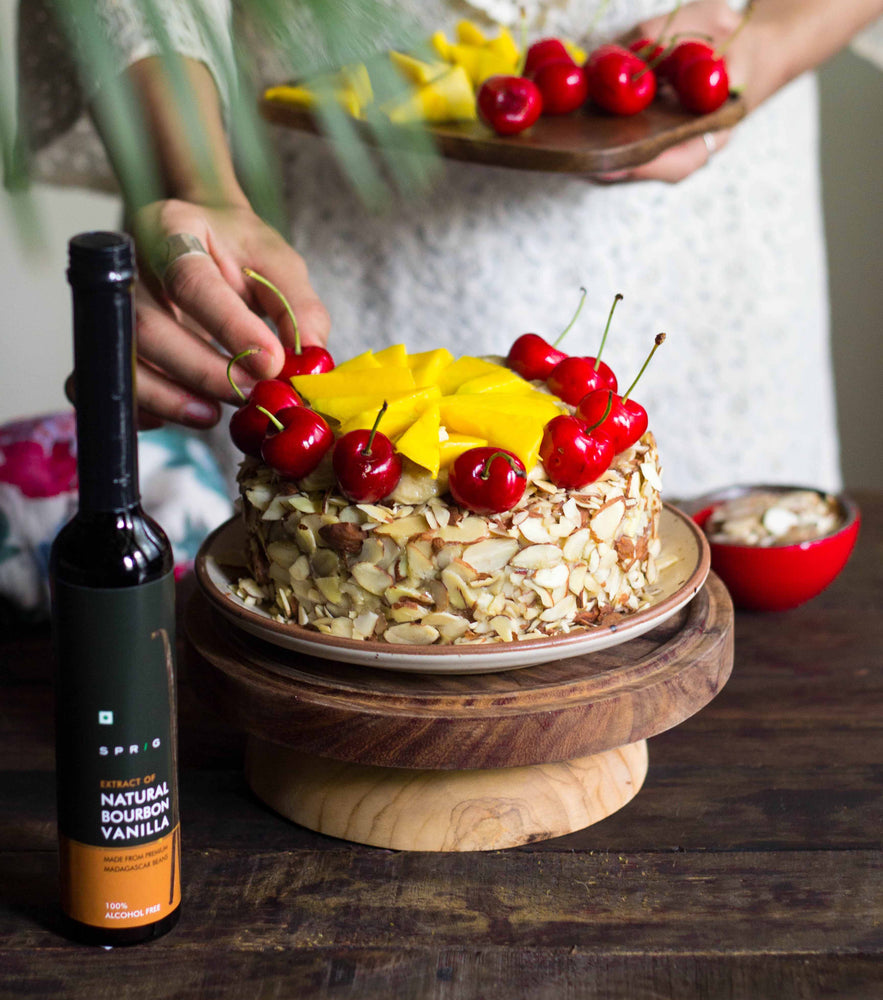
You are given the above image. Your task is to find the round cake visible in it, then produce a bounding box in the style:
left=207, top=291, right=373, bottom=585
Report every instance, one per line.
left=231, top=346, right=664, bottom=646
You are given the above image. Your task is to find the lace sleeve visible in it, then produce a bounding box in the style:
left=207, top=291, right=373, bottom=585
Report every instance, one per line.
left=17, top=0, right=234, bottom=164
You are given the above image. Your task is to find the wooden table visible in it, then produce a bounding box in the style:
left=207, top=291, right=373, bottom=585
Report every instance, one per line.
left=2, top=492, right=881, bottom=998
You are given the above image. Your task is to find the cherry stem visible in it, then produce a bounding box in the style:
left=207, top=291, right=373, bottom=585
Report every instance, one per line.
left=226, top=348, right=259, bottom=403
left=243, top=267, right=302, bottom=354
left=552, top=287, right=587, bottom=347
left=594, top=293, right=622, bottom=371
left=653, top=0, right=682, bottom=47
left=480, top=451, right=526, bottom=481
left=516, top=7, right=528, bottom=76
left=583, top=390, right=615, bottom=432
left=362, top=401, right=388, bottom=458
left=256, top=405, right=283, bottom=432
left=715, top=0, right=754, bottom=59
left=622, top=333, right=665, bottom=403
left=586, top=0, right=612, bottom=41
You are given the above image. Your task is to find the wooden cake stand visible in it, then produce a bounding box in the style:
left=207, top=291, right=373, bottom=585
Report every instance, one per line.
left=185, top=572, right=733, bottom=851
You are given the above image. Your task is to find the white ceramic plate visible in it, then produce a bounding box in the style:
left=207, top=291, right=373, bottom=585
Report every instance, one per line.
left=194, top=504, right=710, bottom=674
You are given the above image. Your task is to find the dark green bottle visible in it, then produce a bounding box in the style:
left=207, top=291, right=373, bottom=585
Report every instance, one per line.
left=50, top=232, right=181, bottom=946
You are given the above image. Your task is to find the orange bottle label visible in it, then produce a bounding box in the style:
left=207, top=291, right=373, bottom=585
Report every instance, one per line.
left=59, top=825, right=181, bottom=928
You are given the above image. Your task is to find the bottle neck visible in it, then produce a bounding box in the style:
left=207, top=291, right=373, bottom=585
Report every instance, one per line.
left=72, top=283, right=140, bottom=513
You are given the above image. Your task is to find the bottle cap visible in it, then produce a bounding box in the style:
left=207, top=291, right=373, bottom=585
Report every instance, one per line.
left=68, top=232, right=136, bottom=287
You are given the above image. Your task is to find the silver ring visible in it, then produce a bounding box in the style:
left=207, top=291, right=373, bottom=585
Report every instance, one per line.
left=154, top=233, right=209, bottom=283
left=702, top=131, right=717, bottom=158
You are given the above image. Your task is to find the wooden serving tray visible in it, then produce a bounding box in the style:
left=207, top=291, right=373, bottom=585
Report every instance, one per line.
left=185, top=573, right=733, bottom=850
left=259, top=92, right=745, bottom=173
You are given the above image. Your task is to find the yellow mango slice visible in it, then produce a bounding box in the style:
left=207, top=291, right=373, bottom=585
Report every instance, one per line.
left=290, top=367, right=415, bottom=401
left=308, top=394, right=397, bottom=423
left=448, top=43, right=515, bottom=86
left=430, top=30, right=452, bottom=61
left=341, top=386, right=442, bottom=438
left=486, top=29, right=521, bottom=67
left=436, top=355, right=504, bottom=394
left=332, top=350, right=382, bottom=374
left=395, top=404, right=441, bottom=476
left=438, top=401, right=547, bottom=470
left=389, top=50, right=448, bottom=86
left=455, top=369, right=536, bottom=395
left=563, top=40, right=588, bottom=64
left=439, top=433, right=487, bottom=469
left=382, top=65, right=477, bottom=123
left=372, top=343, right=409, bottom=367
left=408, top=347, right=455, bottom=387
left=264, top=84, right=363, bottom=118
left=456, top=19, right=487, bottom=46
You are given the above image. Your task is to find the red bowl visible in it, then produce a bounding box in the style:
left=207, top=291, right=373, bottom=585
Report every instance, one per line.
left=691, top=486, right=860, bottom=611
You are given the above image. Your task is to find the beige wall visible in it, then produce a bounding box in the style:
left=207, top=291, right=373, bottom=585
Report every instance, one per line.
left=0, top=50, right=880, bottom=490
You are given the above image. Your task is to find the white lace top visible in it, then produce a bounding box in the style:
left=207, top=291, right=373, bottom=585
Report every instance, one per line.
left=22, top=0, right=872, bottom=497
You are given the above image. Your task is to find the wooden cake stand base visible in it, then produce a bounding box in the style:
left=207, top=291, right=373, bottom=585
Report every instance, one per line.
left=185, top=573, right=733, bottom=851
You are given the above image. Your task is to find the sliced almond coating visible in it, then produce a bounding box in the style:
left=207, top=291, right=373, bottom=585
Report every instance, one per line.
left=563, top=528, right=592, bottom=562
left=534, top=563, right=569, bottom=590
left=314, top=575, right=345, bottom=606
left=374, top=513, right=430, bottom=542
left=421, top=612, right=470, bottom=642
left=489, top=615, right=516, bottom=641
left=352, top=562, right=394, bottom=595
left=461, top=537, right=520, bottom=574
left=436, top=516, right=491, bottom=544
left=510, top=544, right=563, bottom=570
left=540, top=594, right=577, bottom=623
left=352, top=612, right=379, bottom=640
left=590, top=498, right=626, bottom=545
left=329, top=617, right=354, bottom=639
left=389, top=602, right=427, bottom=623
left=405, top=541, right=435, bottom=582
left=518, top=517, right=556, bottom=544
left=384, top=622, right=440, bottom=645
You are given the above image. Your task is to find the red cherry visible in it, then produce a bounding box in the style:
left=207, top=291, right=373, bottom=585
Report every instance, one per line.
left=539, top=415, right=614, bottom=490
left=547, top=356, right=617, bottom=405
left=531, top=60, right=589, bottom=115
left=476, top=75, right=543, bottom=136
left=243, top=266, right=335, bottom=380
left=332, top=402, right=403, bottom=503
left=259, top=405, right=333, bottom=480
left=507, top=286, right=590, bottom=381
left=656, top=39, right=714, bottom=83
left=584, top=44, right=656, bottom=115
left=524, top=38, right=573, bottom=76
left=575, top=334, right=666, bottom=452
left=546, top=292, right=622, bottom=404
left=628, top=37, right=665, bottom=64
left=448, top=448, right=527, bottom=515
left=278, top=344, right=335, bottom=379
left=576, top=391, right=648, bottom=453
left=227, top=351, right=304, bottom=456
left=506, top=333, right=568, bottom=382
left=674, top=54, right=729, bottom=113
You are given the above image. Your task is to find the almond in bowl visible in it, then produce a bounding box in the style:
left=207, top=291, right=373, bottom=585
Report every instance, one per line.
left=693, top=486, right=860, bottom=611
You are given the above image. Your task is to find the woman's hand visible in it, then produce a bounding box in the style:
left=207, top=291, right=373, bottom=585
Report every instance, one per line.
left=126, top=197, right=330, bottom=429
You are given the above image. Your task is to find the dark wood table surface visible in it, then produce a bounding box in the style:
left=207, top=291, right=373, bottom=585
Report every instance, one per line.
left=2, top=492, right=881, bottom=999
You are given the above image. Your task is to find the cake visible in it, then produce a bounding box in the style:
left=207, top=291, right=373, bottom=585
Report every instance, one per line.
left=231, top=347, right=663, bottom=646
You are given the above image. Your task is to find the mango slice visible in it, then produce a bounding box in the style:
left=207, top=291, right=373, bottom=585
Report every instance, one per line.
left=395, top=404, right=441, bottom=476
left=448, top=43, right=516, bottom=86
left=264, top=84, right=363, bottom=119
left=455, top=369, right=536, bottom=395
left=381, top=65, right=477, bottom=123
left=372, top=343, right=409, bottom=367
left=308, top=394, right=393, bottom=423
left=438, top=399, right=549, bottom=470
left=332, top=350, right=382, bottom=374
left=456, top=20, right=487, bottom=46
left=436, top=355, right=504, bottom=394
left=290, top=367, right=415, bottom=401
left=408, top=347, right=454, bottom=387
left=486, top=29, right=521, bottom=67
left=341, top=386, right=442, bottom=438
left=439, top=433, right=488, bottom=469
left=389, top=50, right=448, bottom=86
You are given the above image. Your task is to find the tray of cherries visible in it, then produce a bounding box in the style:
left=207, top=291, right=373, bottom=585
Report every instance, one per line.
left=260, top=11, right=749, bottom=175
